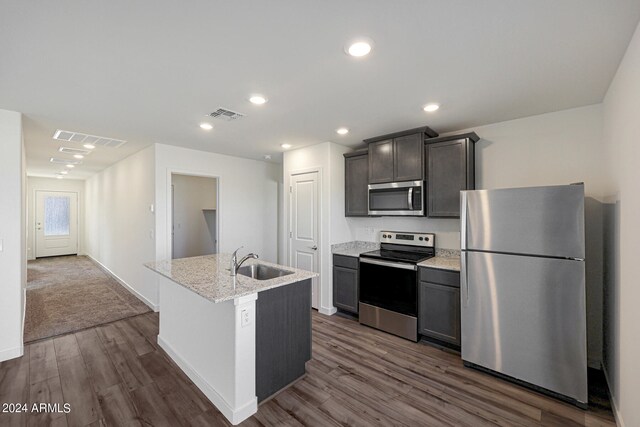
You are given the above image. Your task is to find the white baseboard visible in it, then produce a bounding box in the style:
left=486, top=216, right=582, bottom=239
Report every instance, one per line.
left=602, top=366, right=625, bottom=427
left=319, top=306, right=337, bottom=316
left=86, top=254, right=159, bottom=312
left=0, top=345, right=24, bottom=363
left=157, top=335, right=257, bottom=425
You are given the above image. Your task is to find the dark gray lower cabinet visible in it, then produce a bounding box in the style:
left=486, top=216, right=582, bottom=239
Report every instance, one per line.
left=333, top=255, right=359, bottom=314
left=418, top=267, right=460, bottom=347
left=255, top=279, right=311, bottom=402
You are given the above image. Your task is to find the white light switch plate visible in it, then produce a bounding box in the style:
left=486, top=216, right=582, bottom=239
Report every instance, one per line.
left=0, top=238, right=3, bottom=252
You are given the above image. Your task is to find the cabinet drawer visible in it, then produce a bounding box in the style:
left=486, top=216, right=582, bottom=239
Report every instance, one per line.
left=333, top=254, right=359, bottom=269
left=419, top=267, right=460, bottom=287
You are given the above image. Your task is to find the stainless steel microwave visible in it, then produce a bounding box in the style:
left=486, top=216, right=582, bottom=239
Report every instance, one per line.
left=368, top=181, right=424, bottom=216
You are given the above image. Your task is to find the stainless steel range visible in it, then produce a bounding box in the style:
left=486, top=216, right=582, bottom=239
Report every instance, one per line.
left=359, top=231, right=435, bottom=341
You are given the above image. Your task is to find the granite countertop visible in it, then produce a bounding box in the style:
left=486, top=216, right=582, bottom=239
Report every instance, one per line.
left=331, top=241, right=380, bottom=257
left=145, top=254, right=318, bottom=303
left=418, top=249, right=461, bottom=271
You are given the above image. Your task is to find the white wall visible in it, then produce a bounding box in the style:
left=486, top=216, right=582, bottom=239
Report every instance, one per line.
left=283, top=142, right=351, bottom=315
left=0, top=109, right=25, bottom=362
left=601, top=19, right=640, bottom=427
left=155, top=144, right=280, bottom=266
left=171, top=174, right=217, bottom=259
left=26, top=177, right=85, bottom=260
left=84, top=145, right=157, bottom=309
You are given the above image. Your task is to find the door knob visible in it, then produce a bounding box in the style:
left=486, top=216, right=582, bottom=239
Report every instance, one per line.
left=310, top=245, right=318, bottom=250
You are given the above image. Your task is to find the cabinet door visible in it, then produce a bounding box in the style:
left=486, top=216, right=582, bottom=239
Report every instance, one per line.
left=427, top=139, right=467, bottom=217
left=333, top=266, right=359, bottom=314
left=419, top=281, right=460, bottom=345
left=345, top=154, right=369, bottom=216
left=393, top=133, right=424, bottom=181
left=368, top=139, right=394, bottom=184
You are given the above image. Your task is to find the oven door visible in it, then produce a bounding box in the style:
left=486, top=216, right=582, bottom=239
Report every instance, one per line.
left=368, top=181, right=424, bottom=216
left=359, top=257, right=418, bottom=316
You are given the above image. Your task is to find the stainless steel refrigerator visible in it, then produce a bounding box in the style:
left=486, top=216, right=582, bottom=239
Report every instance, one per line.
left=460, top=184, right=587, bottom=407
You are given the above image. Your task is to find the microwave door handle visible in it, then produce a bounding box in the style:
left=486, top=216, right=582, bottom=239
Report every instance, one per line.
left=407, top=187, right=413, bottom=210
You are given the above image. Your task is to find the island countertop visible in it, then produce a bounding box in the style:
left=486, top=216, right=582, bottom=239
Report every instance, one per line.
left=145, top=254, right=318, bottom=303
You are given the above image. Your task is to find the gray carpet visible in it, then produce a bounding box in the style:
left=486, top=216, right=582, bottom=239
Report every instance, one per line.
left=24, top=255, right=151, bottom=343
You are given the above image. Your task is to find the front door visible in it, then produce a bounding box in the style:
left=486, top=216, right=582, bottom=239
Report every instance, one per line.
left=290, top=172, right=319, bottom=308
left=35, top=191, right=78, bottom=258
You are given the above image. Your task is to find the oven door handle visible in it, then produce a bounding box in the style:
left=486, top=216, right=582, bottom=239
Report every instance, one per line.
left=360, top=257, right=417, bottom=271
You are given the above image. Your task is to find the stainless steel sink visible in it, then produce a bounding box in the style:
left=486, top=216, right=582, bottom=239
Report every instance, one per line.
left=237, top=264, right=294, bottom=280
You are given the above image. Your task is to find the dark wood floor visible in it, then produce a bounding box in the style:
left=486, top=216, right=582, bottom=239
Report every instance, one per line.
left=0, top=311, right=615, bottom=426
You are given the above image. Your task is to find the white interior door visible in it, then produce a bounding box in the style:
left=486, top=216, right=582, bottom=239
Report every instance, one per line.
left=35, top=191, right=78, bottom=258
left=290, top=172, right=320, bottom=309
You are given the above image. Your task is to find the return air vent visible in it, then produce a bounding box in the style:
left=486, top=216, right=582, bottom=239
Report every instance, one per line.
left=50, top=157, right=82, bottom=165
left=58, top=147, right=91, bottom=155
left=53, top=129, right=127, bottom=148
left=208, top=108, right=245, bottom=121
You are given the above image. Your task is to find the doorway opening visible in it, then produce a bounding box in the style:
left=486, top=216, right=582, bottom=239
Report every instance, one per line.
left=25, top=178, right=150, bottom=344
left=170, top=173, right=219, bottom=259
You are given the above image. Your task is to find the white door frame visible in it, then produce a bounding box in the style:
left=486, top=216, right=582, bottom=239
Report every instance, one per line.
left=166, top=169, right=220, bottom=261
left=287, top=167, right=322, bottom=309
left=34, top=190, right=79, bottom=258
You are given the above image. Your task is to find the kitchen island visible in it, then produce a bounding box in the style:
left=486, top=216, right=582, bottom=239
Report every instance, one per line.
left=145, top=254, right=317, bottom=425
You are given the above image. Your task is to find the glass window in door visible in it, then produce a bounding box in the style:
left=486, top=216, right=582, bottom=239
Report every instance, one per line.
left=44, top=196, right=71, bottom=236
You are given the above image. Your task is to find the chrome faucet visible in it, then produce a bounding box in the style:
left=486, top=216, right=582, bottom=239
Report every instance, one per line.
left=230, top=247, right=259, bottom=276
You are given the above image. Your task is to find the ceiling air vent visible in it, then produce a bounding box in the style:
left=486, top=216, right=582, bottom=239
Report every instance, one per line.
left=50, top=157, right=82, bottom=165
left=53, top=129, right=127, bottom=148
left=59, top=147, right=91, bottom=155
left=208, top=108, right=245, bottom=121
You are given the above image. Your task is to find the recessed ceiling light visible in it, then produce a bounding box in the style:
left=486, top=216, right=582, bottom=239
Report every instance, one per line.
left=56, top=175, right=63, bottom=179
left=336, top=127, right=349, bottom=135
left=264, top=154, right=272, bottom=160
left=345, top=38, right=373, bottom=57
left=66, top=164, right=75, bottom=168
left=200, top=123, right=213, bottom=130
left=60, top=170, right=68, bottom=175
left=73, top=154, right=84, bottom=159
left=423, top=103, right=440, bottom=112
left=281, top=144, right=292, bottom=149
left=249, top=95, right=267, bottom=105
left=83, top=143, right=95, bottom=149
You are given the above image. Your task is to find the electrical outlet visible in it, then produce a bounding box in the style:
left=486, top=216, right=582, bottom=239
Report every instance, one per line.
left=241, top=309, right=251, bottom=327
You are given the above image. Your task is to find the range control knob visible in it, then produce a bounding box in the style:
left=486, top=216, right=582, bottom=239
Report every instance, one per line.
left=382, top=234, right=387, bottom=238
left=425, top=237, right=429, bottom=241
left=418, top=237, right=423, bottom=241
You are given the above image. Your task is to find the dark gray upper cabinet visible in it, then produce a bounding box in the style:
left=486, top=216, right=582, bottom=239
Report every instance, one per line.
left=426, top=132, right=478, bottom=217
left=367, top=139, right=394, bottom=184
left=344, top=149, right=369, bottom=217
left=393, top=133, right=424, bottom=181
left=365, top=126, right=438, bottom=184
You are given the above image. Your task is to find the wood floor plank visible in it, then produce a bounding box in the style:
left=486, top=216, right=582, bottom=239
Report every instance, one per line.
left=28, top=376, right=68, bottom=427
left=126, top=314, right=159, bottom=345
left=95, top=324, right=154, bottom=391
left=56, top=355, right=101, bottom=426
left=273, top=389, right=341, bottom=427
left=96, top=383, right=141, bottom=427
left=113, top=319, right=154, bottom=357
left=129, top=382, right=181, bottom=427
left=75, top=329, right=121, bottom=392
left=0, top=347, right=30, bottom=427
left=253, top=400, right=304, bottom=427
left=28, top=340, right=58, bottom=385
left=52, top=334, right=81, bottom=361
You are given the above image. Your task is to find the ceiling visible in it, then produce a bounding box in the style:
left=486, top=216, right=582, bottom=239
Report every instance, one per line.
left=1, top=1, right=639, bottom=179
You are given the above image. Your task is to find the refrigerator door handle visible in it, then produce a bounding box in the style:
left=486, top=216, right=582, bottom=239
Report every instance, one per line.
left=460, top=192, right=468, bottom=250
left=461, top=251, right=469, bottom=307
